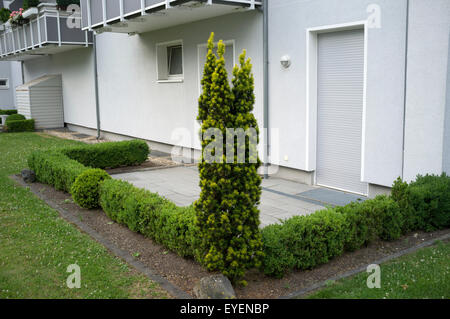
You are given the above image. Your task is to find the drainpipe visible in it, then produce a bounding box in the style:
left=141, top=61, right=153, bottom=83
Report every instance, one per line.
left=401, top=0, right=410, bottom=179
left=93, top=33, right=101, bottom=140
left=263, top=0, right=269, bottom=179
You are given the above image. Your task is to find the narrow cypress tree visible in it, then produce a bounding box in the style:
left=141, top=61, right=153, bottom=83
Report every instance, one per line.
left=195, top=33, right=263, bottom=283
left=197, top=33, right=217, bottom=122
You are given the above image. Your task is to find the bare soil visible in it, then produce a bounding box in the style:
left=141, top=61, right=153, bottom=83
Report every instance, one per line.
left=17, top=177, right=450, bottom=299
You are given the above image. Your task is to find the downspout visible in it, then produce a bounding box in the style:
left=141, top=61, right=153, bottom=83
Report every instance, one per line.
left=401, top=0, right=410, bottom=179
left=93, top=33, right=101, bottom=140
left=263, top=0, right=269, bottom=179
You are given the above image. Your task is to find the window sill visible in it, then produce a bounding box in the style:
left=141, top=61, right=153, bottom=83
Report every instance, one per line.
left=157, top=78, right=184, bottom=84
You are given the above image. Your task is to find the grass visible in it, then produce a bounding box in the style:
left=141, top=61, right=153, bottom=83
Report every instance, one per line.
left=308, top=240, right=450, bottom=299
left=0, top=132, right=169, bottom=299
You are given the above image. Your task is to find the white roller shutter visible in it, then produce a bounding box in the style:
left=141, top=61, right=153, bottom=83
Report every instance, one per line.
left=316, top=29, right=367, bottom=195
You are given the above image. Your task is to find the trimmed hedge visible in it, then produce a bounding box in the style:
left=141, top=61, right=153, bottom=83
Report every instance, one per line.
left=5, top=119, right=35, bottom=132
left=28, top=139, right=149, bottom=193
left=261, top=174, right=450, bottom=277
left=28, top=151, right=89, bottom=193
left=61, top=140, right=149, bottom=169
left=262, top=208, right=347, bottom=278
left=99, top=179, right=199, bottom=258
left=71, top=169, right=111, bottom=209
left=392, top=174, right=450, bottom=231
left=0, top=109, right=17, bottom=116
left=5, top=114, right=25, bottom=124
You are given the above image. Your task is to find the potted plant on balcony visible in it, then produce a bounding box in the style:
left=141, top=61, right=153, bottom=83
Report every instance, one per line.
left=9, top=9, right=28, bottom=26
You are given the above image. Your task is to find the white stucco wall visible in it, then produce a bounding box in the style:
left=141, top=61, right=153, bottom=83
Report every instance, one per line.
left=268, top=0, right=408, bottom=188
left=0, top=61, right=22, bottom=108
left=94, top=10, right=263, bottom=151
left=22, top=47, right=97, bottom=129
left=403, top=0, right=450, bottom=181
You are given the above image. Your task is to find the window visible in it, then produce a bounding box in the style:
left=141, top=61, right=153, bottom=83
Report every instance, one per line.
left=0, top=78, right=9, bottom=89
left=167, top=45, right=183, bottom=77
left=156, top=40, right=183, bottom=82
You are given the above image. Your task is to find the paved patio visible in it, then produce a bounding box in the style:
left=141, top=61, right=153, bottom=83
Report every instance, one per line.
left=112, top=166, right=366, bottom=227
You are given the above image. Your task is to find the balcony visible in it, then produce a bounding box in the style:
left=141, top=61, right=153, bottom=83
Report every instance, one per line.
left=80, top=0, right=261, bottom=34
left=0, top=3, right=93, bottom=61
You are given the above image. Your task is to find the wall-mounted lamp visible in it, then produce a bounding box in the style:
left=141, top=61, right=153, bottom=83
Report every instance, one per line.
left=280, top=55, right=291, bottom=68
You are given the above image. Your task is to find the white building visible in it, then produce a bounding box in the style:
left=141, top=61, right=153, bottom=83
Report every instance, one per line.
left=1, top=0, right=449, bottom=197
left=0, top=1, right=22, bottom=108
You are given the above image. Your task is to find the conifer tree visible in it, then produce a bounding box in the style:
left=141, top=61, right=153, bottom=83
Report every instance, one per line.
left=195, top=33, right=263, bottom=283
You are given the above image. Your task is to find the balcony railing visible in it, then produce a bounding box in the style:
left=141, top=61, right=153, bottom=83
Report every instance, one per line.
left=80, top=0, right=261, bottom=34
left=0, top=3, right=93, bottom=61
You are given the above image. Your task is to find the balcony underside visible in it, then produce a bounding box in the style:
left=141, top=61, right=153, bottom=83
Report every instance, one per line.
left=83, top=0, right=261, bottom=34
left=0, top=43, right=90, bottom=61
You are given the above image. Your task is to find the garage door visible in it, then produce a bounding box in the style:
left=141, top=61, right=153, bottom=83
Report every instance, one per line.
left=316, top=29, right=367, bottom=195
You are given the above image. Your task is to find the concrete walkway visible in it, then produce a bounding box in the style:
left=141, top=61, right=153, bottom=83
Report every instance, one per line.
left=112, top=166, right=366, bottom=227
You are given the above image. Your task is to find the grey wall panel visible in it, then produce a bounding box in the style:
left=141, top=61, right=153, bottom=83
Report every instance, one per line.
left=106, top=0, right=120, bottom=20
left=316, top=29, right=367, bottom=195
left=46, top=17, right=58, bottom=42
left=146, top=0, right=164, bottom=8
left=124, top=0, right=141, bottom=14
left=80, top=0, right=89, bottom=29
left=91, top=0, right=103, bottom=25
left=60, top=17, right=86, bottom=42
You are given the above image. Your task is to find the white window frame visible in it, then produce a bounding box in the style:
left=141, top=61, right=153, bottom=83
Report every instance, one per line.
left=0, top=78, right=9, bottom=90
left=156, top=39, right=184, bottom=83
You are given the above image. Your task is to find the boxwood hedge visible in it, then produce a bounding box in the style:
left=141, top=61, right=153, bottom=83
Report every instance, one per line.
left=99, top=179, right=200, bottom=258
left=28, top=139, right=150, bottom=193
left=5, top=119, right=35, bottom=132
left=60, top=140, right=149, bottom=169
left=262, top=175, right=450, bottom=277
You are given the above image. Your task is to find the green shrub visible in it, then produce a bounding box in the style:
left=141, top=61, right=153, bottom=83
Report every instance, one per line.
left=5, top=119, right=35, bottom=132
left=337, top=196, right=403, bottom=251
left=23, top=0, right=41, bottom=10
left=71, top=169, right=111, bottom=209
left=28, top=151, right=89, bottom=193
left=5, top=114, right=26, bottom=124
left=61, top=140, right=149, bottom=169
left=99, top=179, right=199, bottom=258
left=260, top=224, right=296, bottom=278
left=261, top=208, right=347, bottom=277
left=0, top=8, right=11, bottom=23
left=195, top=33, right=263, bottom=282
left=391, top=177, right=417, bottom=232
left=0, top=109, right=18, bottom=115
left=408, top=174, right=450, bottom=231
left=56, top=0, right=80, bottom=10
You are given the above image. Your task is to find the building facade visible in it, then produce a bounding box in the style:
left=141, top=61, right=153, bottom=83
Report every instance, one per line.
left=1, top=0, right=449, bottom=197
left=0, top=1, right=22, bottom=107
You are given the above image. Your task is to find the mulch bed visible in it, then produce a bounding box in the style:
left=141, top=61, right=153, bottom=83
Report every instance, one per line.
left=14, top=175, right=450, bottom=299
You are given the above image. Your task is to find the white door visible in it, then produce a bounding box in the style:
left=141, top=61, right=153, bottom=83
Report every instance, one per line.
left=316, top=29, right=367, bottom=195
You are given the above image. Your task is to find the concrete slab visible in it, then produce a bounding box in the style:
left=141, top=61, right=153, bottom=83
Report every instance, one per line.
left=111, top=166, right=365, bottom=227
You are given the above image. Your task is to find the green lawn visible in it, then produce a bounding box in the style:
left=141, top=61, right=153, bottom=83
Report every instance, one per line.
left=0, top=132, right=168, bottom=299
left=308, top=240, right=450, bottom=299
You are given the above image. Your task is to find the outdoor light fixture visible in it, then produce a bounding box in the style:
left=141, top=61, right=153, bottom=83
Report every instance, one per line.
left=280, top=55, right=291, bottom=68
